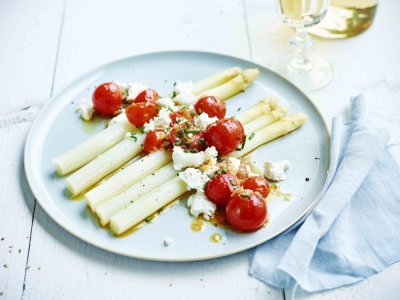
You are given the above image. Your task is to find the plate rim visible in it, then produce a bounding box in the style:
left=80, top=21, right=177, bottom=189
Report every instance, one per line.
left=24, top=50, right=330, bottom=262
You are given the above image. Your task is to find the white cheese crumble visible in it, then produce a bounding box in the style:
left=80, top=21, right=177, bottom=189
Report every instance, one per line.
left=174, top=92, right=197, bottom=105
left=120, top=82, right=147, bottom=101
left=194, top=112, right=218, bottom=130
left=157, top=97, right=177, bottom=111
left=76, top=98, right=94, bottom=121
left=187, top=191, right=216, bottom=220
left=264, top=160, right=291, bottom=181
left=174, top=81, right=193, bottom=94
left=108, top=110, right=127, bottom=127
left=154, top=108, right=171, bottom=129
left=179, top=168, right=210, bottom=192
left=245, top=165, right=259, bottom=177
left=163, top=237, right=173, bottom=247
left=204, top=146, right=218, bottom=165
left=172, top=147, right=205, bottom=170
left=142, top=119, right=155, bottom=133
left=200, top=165, right=220, bottom=176
left=220, top=157, right=241, bottom=175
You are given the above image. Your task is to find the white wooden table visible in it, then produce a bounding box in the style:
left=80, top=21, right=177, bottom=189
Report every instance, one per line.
left=1, top=0, right=400, bottom=299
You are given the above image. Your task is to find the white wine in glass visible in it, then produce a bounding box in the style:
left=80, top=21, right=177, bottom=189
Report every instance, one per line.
left=272, top=0, right=333, bottom=92
left=309, top=0, right=378, bottom=39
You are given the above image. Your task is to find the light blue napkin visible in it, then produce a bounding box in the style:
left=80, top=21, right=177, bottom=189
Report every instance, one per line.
left=250, top=95, right=400, bottom=292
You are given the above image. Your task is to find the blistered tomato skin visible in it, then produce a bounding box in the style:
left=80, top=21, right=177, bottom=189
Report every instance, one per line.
left=226, top=192, right=267, bottom=232
left=125, top=102, right=158, bottom=128
left=194, top=96, right=226, bottom=119
left=134, top=88, right=159, bottom=104
left=242, top=176, right=270, bottom=198
left=144, top=130, right=167, bottom=154
left=205, top=173, right=238, bottom=206
left=92, top=82, right=123, bottom=117
left=205, top=118, right=245, bottom=154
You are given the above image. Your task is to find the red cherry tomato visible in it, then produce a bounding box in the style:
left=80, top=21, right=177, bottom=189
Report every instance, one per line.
left=133, top=88, right=159, bottom=104
left=92, top=82, right=123, bottom=117
left=205, top=118, right=245, bottom=155
left=194, top=96, right=226, bottom=119
left=226, top=191, right=267, bottom=232
left=144, top=130, right=167, bottom=154
left=242, top=176, right=270, bottom=198
left=205, top=173, right=238, bottom=206
left=125, top=102, right=158, bottom=128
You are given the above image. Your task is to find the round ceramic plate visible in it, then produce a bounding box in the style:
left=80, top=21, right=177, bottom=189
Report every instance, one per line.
left=24, top=51, right=329, bottom=261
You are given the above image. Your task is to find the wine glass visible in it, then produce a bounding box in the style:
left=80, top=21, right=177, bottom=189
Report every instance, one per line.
left=271, top=0, right=333, bottom=92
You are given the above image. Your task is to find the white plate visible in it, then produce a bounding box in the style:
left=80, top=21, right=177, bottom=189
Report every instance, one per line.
left=24, top=51, right=329, bottom=261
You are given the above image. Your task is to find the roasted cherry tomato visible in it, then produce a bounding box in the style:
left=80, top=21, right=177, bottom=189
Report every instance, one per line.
left=194, top=96, right=226, bottom=119
left=205, top=118, right=245, bottom=154
left=92, top=82, right=123, bottom=117
left=205, top=173, right=238, bottom=206
left=133, top=88, right=159, bottom=104
left=226, top=191, right=267, bottom=232
left=144, top=130, right=168, bottom=154
left=242, top=176, right=270, bottom=198
left=125, top=102, right=158, bottom=128
left=170, top=128, right=206, bottom=151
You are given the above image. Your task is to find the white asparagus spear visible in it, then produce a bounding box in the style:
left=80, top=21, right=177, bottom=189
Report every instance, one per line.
left=191, top=67, right=242, bottom=95
left=232, top=113, right=308, bottom=158
left=65, top=134, right=145, bottom=195
left=53, top=122, right=133, bottom=175
left=53, top=67, right=246, bottom=175
left=88, top=99, right=278, bottom=214
left=201, top=68, right=260, bottom=100
left=96, top=163, right=176, bottom=225
left=110, top=113, right=307, bottom=234
left=64, top=71, right=261, bottom=196
left=86, top=150, right=171, bottom=210
left=235, top=96, right=279, bottom=124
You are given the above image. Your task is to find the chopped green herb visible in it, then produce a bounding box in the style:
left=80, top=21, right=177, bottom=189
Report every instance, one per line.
left=184, top=129, right=201, bottom=134
left=237, top=107, right=242, bottom=111
left=198, top=108, right=202, bottom=114
left=172, top=91, right=176, bottom=98
left=140, top=126, right=145, bottom=134
left=145, top=216, right=154, bottom=223
left=130, top=132, right=138, bottom=142
left=173, top=82, right=177, bottom=86
left=174, top=141, right=182, bottom=146
left=241, top=135, right=247, bottom=150
left=167, top=106, right=174, bottom=112
left=165, top=127, right=171, bottom=133
left=249, top=132, right=255, bottom=140
left=215, top=168, right=227, bottom=175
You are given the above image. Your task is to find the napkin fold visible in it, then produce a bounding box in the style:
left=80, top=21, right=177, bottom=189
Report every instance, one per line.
left=250, top=95, right=400, bottom=292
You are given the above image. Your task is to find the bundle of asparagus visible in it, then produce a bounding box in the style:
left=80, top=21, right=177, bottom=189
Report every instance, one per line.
left=53, top=67, right=307, bottom=235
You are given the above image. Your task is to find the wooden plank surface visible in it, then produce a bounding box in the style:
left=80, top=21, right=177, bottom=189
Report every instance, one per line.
left=20, top=0, right=282, bottom=299
left=0, top=0, right=65, bottom=299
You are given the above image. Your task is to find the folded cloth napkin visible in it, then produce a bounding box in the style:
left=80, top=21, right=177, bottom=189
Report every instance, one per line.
left=250, top=95, right=400, bottom=292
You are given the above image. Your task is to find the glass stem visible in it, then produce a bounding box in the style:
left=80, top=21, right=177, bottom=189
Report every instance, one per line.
left=289, top=27, right=313, bottom=72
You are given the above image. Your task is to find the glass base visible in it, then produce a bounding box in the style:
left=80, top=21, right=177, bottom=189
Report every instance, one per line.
left=271, top=53, right=333, bottom=92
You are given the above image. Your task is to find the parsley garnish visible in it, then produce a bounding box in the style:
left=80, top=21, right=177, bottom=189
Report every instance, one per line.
left=130, top=132, right=138, bottom=142
left=140, top=126, right=145, bottom=134
left=237, top=107, right=242, bottom=111
left=240, top=135, right=247, bottom=150
left=249, top=132, right=255, bottom=140
left=184, top=129, right=201, bottom=134
left=167, top=106, right=174, bottom=112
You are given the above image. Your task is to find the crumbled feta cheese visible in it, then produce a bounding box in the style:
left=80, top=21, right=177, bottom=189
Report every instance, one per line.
left=220, top=157, right=241, bottom=175
left=157, top=97, right=177, bottom=111
left=264, top=160, right=291, bottom=181
left=245, top=165, right=259, bottom=177
left=187, top=191, right=216, bottom=220
left=194, top=112, right=218, bottom=130
left=142, top=119, right=155, bottom=133
left=163, top=237, right=173, bottom=247
left=120, top=82, right=147, bottom=101
left=172, top=147, right=205, bottom=170
left=108, top=110, right=127, bottom=127
left=179, top=168, right=210, bottom=192
left=76, top=98, right=94, bottom=121
left=201, top=165, right=220, bottom=176
left=174, top=92, right=197, bottom=105
left=204, top=146, right=218, bottom=165
left=174, top=81, right=193, bottom=94
left=154, top=108, right=171, bottom=129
